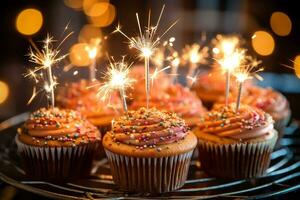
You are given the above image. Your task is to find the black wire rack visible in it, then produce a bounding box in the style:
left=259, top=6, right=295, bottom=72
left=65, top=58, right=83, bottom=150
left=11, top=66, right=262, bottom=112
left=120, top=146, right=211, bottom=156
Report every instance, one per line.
left=0, top=113, right=300, bottom=199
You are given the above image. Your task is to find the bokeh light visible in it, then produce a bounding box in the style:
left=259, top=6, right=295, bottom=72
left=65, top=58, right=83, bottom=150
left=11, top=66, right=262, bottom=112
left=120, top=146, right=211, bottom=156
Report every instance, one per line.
left=69, top=43, right=91, bottom=67
left=63, top=0, right=83, bottom=10
left=270, top=12, right=292, bottom=36
left=78, top=24, right=102, bottom=43
left=251, top=31, right=275, bottom=56
left=293, top=55, right=300, bottom=78
left=84, top=1, right=110, bottom=17
left=16, top=8, right=43, bottom=35
left=0, top=81, right=9, bottom=104
left=88, top=3, right=116, bottom=27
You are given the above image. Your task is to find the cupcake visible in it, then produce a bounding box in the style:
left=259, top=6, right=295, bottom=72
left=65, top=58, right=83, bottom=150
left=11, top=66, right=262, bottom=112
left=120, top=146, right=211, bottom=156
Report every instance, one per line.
left=194, top=103, right=277, bottom=179
left=15, top=107, right=101, bottom=181
left=130, top=83, right=206, bottom=128
left=103, top=107, right=197, bottom=193
left=191, top=68, right=252, bottom=109
left=216, top=86, right=291, bottom=146
left=56, top=79, right=121, bottom=133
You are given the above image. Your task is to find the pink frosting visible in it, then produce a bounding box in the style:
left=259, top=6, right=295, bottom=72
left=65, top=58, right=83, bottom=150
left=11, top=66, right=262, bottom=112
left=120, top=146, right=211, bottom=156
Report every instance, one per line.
left=109, top=107, right=189, bottom=148
left=198, top=103, right=274, bottom=140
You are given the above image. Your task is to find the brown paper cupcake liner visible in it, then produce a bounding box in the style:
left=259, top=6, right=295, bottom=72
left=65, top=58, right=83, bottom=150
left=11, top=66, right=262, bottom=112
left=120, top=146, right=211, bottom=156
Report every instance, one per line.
left=105, top=150, right=194, bottom=193
left=15, top=136, right=99, bottom=182
left=197, top=132, right=277, bottom=179
left=274, top=114, right=291, bottom=148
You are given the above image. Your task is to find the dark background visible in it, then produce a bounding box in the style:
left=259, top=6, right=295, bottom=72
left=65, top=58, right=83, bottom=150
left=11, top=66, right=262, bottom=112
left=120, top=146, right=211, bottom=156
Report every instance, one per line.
left=0, top=1, right=300, bottom=199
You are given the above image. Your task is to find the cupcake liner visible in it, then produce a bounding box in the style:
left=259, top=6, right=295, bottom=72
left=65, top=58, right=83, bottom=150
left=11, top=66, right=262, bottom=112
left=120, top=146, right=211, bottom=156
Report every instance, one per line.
left=274, top=114, right=291, bottom=148
left=197, top=132, right=277, bottom=179
left=15, top=136, right=99, bottom=182
left=105, top=150, right=194, bottom=193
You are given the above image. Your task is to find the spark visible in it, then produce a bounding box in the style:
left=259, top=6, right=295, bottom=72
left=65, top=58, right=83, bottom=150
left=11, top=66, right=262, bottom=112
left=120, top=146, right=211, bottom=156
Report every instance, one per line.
left=150, top=65, right=171, bottom=85
left=212, top=34, right=240, bottom=57
left=97, top=57, right=135, bottom=111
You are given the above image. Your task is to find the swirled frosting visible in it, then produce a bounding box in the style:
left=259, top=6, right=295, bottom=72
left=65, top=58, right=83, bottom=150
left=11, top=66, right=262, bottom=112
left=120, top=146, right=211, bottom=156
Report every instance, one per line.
left=130, top=84, right=206, bottom=127
left=108, top=107, right=189, bottom=150
left=197, top=103, right=274, bottom=140
left=56, top=80, right=121, bottom=126
left=19, top=107, right=101, bottom=147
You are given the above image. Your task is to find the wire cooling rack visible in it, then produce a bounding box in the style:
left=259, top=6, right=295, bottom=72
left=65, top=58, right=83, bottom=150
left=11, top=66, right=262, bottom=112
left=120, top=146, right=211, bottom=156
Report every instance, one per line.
left=0, top=113, right=300, bottom=199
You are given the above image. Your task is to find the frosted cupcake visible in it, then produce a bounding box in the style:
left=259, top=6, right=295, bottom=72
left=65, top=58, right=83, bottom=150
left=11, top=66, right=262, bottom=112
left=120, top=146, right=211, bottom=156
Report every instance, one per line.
left=16, top=107, right=101, bottom=181
left=194, top=103, right=277, bottom=179
left=130, top=84, right=206, bottom=128
left=216, top=86, right=291, bottom=145
left=56, top=79, right=121, bottom=133
left=103, top=107, right=197, bottom=193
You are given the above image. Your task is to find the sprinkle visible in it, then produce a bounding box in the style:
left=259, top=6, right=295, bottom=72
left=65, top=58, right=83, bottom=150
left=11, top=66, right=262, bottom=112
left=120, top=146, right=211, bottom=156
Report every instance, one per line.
left=156, top=147, right=162, bottom=152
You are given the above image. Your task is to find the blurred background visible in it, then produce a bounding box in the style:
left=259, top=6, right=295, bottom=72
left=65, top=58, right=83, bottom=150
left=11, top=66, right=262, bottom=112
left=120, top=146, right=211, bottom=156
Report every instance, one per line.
left=1, top=0, right=300, bottom=121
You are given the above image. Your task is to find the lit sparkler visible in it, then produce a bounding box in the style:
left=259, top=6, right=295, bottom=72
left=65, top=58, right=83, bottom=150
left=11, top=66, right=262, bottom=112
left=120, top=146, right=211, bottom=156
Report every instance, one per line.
left=233, top=56, right=263, bottom=112
left=217, top=49, right=246, bottom=106
left=150, top=65, right=171, bottom=86
left=85, top=38, right=102, bottom=81
left=114, top=5, right=178, bottom=108
left=25, top=34, right=68, bottom=107
left=97, top=57, right=135, bottom=112
left=182, top=44, right=209, bottom=87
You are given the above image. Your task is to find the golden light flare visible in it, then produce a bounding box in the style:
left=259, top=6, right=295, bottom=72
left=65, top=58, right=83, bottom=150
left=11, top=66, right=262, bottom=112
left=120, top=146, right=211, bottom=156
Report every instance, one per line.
left=251, top=31, right=275, bottom=56
left=217, top=49, right=246, bottom=73
left=270, top=12, right=292, bottom=36
left=0, top=81, right=9, bottom=104
left=78, top=24, right=102, bottom=43
left=69, top=43, right=91, bottom=67
left=293, top=55, right=300, bottom=78
left=63, top=0, right=83, bottom=10
left=182, top=44, right=209, bottom=65
left=16, top=8, right=43, bottom=35
left=88, top=3, right=116, bottom=27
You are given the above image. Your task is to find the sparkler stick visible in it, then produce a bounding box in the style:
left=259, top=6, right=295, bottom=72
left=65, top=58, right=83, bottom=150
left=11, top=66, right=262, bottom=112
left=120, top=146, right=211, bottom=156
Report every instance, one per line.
left=86, top=38, right=101, bottom=81
left=114, top=5, right=178, bottom=108
left=233, top=56, right=263, bottom=112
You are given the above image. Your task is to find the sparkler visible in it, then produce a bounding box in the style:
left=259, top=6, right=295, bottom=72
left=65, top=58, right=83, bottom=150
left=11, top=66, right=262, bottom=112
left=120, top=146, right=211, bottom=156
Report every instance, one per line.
left=114, top=5, right=178, bottom=108
left=217, top=48, right=246, bottom=107
left=212, top=35, right=240, bottom=58
left=150, top=65, right=171, bottom=86
left=233, top=56, right=263, bottom=112
left=97, top=57, right=135, bottom=112
left=182, top=44, right=209, bottom=87
left=25, top=34, right=68, bottom=107
left=85, top=38, right=102, bottom=81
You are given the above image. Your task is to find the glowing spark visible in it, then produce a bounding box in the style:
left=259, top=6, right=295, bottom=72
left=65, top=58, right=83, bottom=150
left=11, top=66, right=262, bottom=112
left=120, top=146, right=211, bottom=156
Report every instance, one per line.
left=73, top=70, right=78, bottom=76
left=97, top=58, right=135, bottom=112
left=217, top=49, right=246, bottom=73
left=212, top=35, right=240, bottom=57
left=25, top=34, right=68, bottom=107
left=150, top=66, right=171, bottom=85
left=114, top=5, right=178, bottom=108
